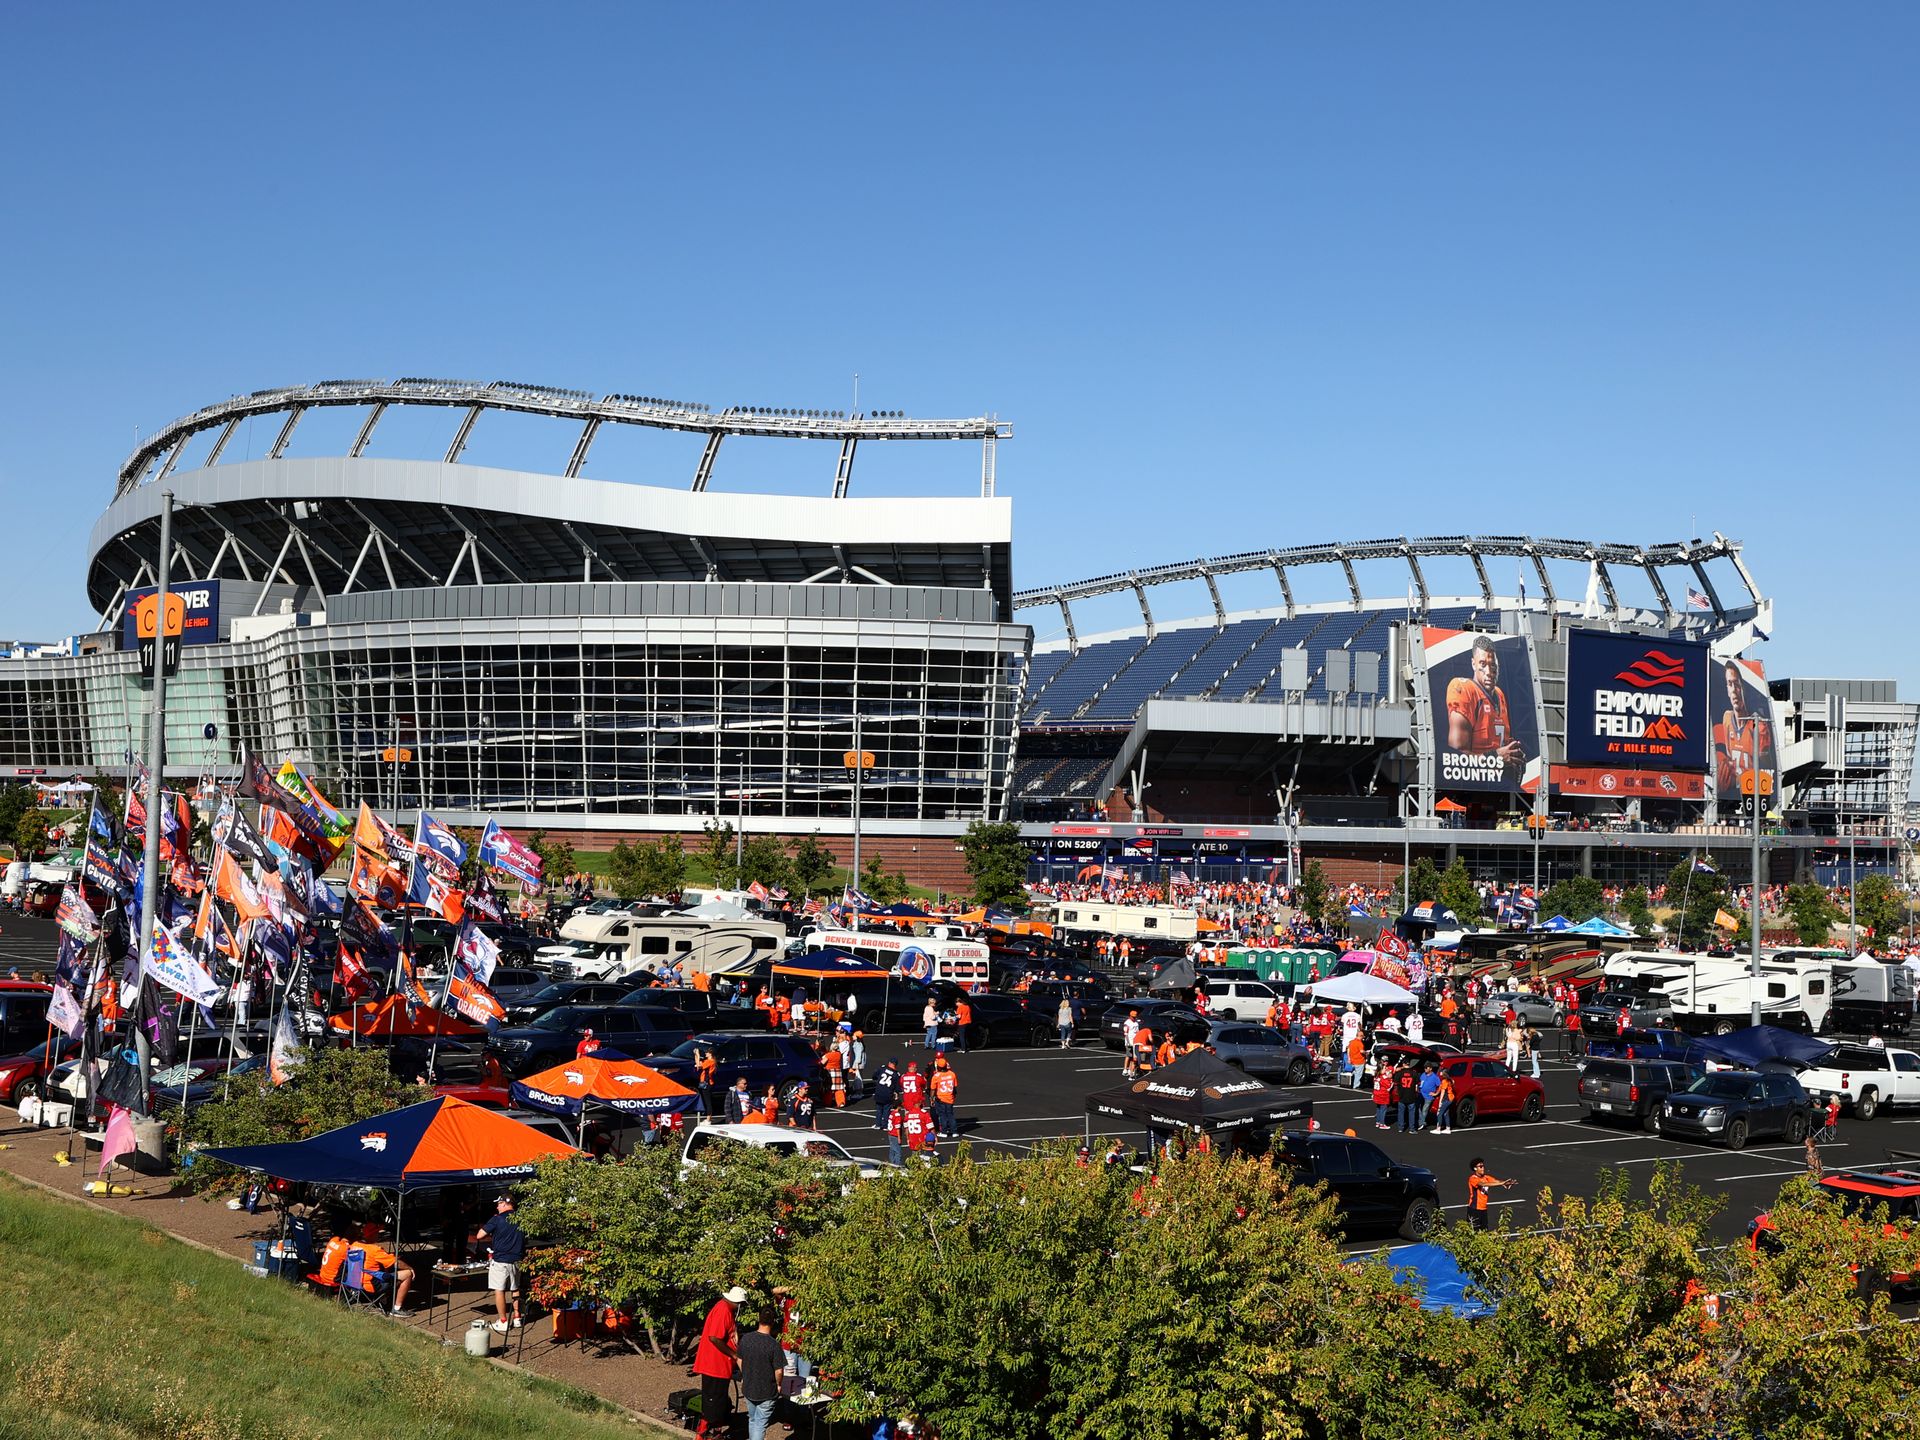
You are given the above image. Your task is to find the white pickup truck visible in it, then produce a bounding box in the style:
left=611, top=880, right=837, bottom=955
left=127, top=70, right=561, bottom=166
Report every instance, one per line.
left=1795, top=1042, right=1920, bottom=1119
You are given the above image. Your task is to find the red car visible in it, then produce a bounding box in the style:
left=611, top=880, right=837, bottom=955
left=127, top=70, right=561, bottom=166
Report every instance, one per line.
left=0, top=1035, right=81, bottom=1104
left=1750, top=1164, right=1920, bottom=1292
left=1436, top=1055, right=1547, bottom=1128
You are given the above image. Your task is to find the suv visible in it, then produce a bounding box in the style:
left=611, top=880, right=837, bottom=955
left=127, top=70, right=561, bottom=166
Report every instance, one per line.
left=1434, top=1056, right=1547, bottom=1128
left=1199, top=977, right=1282, bottom=1022
left=1269, top=1130, right=1442, bottom=1240
left=1477, top=991, right=1560, bottom=1027
left=1580, top=989, right=1675, bottom=1035
left=486, top=1004, right=701, bottom=1075
left=1659, top=1069, right=1814, bottom=1149
left=1023, top=980, right=1114, bottom=1035
left=1100, top=998, right=1210, bottom=1052
left=1577, top=1057, right=1700, bottom=1129
left=1580, top=1027, right=1704, bottom=1068
left=0, top=980, right=53, bottom=1057
left=1794, top=1043, right=1920, bottom=1120
left=504, top=980, right=634, bottom=1024
left=1206, top=1021, right=1313, bottom=1085
left=1750, top=1161, right=1920, bottom=1293
left=651, top=1032, right=829, bottom=1109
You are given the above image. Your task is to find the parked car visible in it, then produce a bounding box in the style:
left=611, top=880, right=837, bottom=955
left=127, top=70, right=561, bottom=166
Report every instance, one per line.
left=1365, top=1038, right=1466, bottom=1080
left=1577, top=1057, right=1701, bottom=1129
left=504, top=980, right=635, bottom=1025
left=486, top=1004, right=701, bottom=1075
left=484, top=967, right=553, bottom=1009
left=1477, top=991, right=1561, bottom=1027
left=1433, top=1056, right=1547, bottom=1128
left=651, top=1032, right=829, bottom=1109
left=612, top=987, right=770, bottom=1033
left=1199, top=977, right=1283, bottom=1022
left=1022, top=980, right=1114, bottom=1035
left=0, top=1035, right=83, bottom=1104
left=924, top=985, right=1054, bottom=1048
left=1581, top=990, right=1675, bottom=1035
left=1099, top=998, right=1210, bottom=1052
left=1792, top=1043, right=1920, bottom=1119
left=1658, top=1069, right=1814, bottom=1149
left=474, top=922, right=540, bottom=964
left=1205, top=1021, right=1313, bottom=1084
left=0, top=979, right=54, bottom=1056
left=1749, top=1162, right=1920, bottom=1293
left=1269, top=1130, right=1442, bottom=1240
left=681, top=1121, right=882, bottom=1180
left=1580, top=1027, right=1705, bottom=1069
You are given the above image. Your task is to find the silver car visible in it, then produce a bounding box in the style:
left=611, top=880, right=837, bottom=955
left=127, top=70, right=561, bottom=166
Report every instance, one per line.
left=1477, top=991, right=1561, bottom=1027
left=1205, top=1021, right=1314, bottom=1086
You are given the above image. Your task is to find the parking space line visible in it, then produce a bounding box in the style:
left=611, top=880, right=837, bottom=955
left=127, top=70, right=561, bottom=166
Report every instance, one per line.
left=1616, top=1143, right=1843, bottom=1163
left=1528, top=1134, right=1671, bottom=1149
left=1708, top=1169, right=1806, bottom=1182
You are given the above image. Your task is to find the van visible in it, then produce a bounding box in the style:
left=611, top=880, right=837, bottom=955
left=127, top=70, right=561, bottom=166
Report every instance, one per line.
left=804, top=929, right=991, bottom=990
left=680, top=1121, right=883, bottom=1180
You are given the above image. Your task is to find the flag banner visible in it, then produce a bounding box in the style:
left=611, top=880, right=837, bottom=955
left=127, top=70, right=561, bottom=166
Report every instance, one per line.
left=343, top=899, right=397, bottom=962
left=1713, top=908, right=1741, bottom=932
left=414, top=812, right=467, bottom=873
left=252, top=922, right=293, bottom=982
left=57, top=884, right=100, bottom=943
left=259, top=800, right=342, bottom=867
left=354, top=802, right=410, bottom=865
left=98, top=1105, right=139, bottom=1175
left=83, top=835, right=124, bottom=895
left=146, top=920, right=221, bottom=1007
left=275, top=761, right=348, bottom=838
left=48, top=982, right=84, bottom=1039
left=398, top=950, right=433, bottom=1009
left=124, top=786, right=148, bottom=839
left=269, top=1003, right=305, bottom=1085
left=448, top=966, right=506, bottom=1026
left=213, top=849, right=272, bottom=923
left=1687, top=587, right=1713, bottom=611
left=335, top=941, right=375, bottom=999
left=214, top=798, right=279, bottom=873
left=463, top=876, right=503, bottom=923
left=307, top=872, right=343, bottom=919
left=479, top=818, right=543, bottom=886
left=1693, top=858, right=1717, bottom=874
left=88, top=801, right=115, bottom=844
left=168, top=853, right=204, bottom=899
left=747, top=880, right=770, bottom=901
left=259, top=869, right=294, bottom=928
left=455, top=920, right=500, bottom=984
left=193, top=888, right=240, bottom=965
left=844, top=887, right=876, bottom=911
left=348, top=846, right=409, bottom=910
left=55, top=930, right=89, bottom=988
left=407, top=853, right=464, bottom=921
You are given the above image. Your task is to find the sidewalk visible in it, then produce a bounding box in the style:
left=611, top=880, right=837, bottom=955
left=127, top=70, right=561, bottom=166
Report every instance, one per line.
left=0, top=1116, right=692, bottom=1434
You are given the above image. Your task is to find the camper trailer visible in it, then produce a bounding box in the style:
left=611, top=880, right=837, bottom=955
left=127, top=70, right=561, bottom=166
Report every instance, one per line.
left=1049, top=902, right=1199, bottom=944
left=1648, top=955, right=1833, bottom=1035
left=544, top=915, right=788, bottom=981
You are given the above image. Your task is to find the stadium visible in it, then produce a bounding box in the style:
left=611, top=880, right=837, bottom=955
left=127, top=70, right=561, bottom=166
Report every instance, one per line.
left=0, top=377, right=1913, bottom=891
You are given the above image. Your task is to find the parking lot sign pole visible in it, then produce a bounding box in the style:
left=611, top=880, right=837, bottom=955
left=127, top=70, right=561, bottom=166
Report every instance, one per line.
left=134, top=490, right=176, bottom=1111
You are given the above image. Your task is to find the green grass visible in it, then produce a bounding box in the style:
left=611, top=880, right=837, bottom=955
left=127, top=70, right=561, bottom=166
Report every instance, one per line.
left=0, top=1176, right=644, bottom=1440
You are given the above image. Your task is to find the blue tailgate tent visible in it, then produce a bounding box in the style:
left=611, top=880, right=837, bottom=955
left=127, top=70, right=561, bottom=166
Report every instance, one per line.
left=1689, top=1024, right=1836, bottom=1069
left=1346, top=1243, right=1498, bottom=1318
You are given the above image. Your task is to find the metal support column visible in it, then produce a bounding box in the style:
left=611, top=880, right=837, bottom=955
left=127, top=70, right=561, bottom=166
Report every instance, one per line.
left=134, top=492, right=177, bottom=1110
left=691, top=432, right=723, bottom=492
left=832, top=437, right=859, bottom=499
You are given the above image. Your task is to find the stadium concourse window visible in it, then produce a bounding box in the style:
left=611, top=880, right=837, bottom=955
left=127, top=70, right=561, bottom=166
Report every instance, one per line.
left=292, top=632, right=1010, bottom=823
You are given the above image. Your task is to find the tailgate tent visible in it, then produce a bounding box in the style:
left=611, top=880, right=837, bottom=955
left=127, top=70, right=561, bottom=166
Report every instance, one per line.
left=772, top=949, right=892, bottom=981
left=1086, top=1048, right=1312, bottom=1137
left=1303, top=972, right=1418, bottom=1008
left=328, top=994, right=484, bottom=1040
left=510, top=1056, right=699, bottom=1140
left=202, top=1095, right=579, bottom=1190
left=1566, top=916, right=1635, bottom=938
left=1690, top=1024, right=1837, bottom=1069
left=1346, top=1243, right=1497, bottom=1319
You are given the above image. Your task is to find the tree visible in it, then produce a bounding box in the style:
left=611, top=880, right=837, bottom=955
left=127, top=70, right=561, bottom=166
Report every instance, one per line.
left=1664, top=858, right=1731, bottom=947
left=696, top=819, right=737, bottom=890
left=1784, top=882, right=1840, bottom=947
left=960, top=820, right=1030, bottom=907
left=1622, top=886, right=1655, bottom=937
left=738, top=834, right=794, bottom=894
left=1542, top=875, right=1607, bottom=924
left=0, top=784, right=31, bottom=849
left=608, top=836, right=691, bottom=902
left=11, top=808, right=50, bottom=863
left=1296, top=859, right=1333, bottom=932
left=525, top=830, right=576, bottom=889
left=861, top=854, right=909, bottom=905
left=1853, top=873, right=1905, bottom=946
left=1390, top=855, right=1444, bottom=918
left=786, top=832, right=837, bottom=897
left=453, top=825, right=485, bottom=886
left=1436, top=858, right=1482, bottom=924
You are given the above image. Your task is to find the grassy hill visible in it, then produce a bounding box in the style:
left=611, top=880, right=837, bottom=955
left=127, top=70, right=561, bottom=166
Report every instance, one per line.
left=0, top=1176, right=644, bottom=1440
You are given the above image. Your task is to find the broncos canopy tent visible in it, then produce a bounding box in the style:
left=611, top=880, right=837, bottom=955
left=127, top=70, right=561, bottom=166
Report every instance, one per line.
left=1566, top=916, right=1635, bottom=937
left=509, top=1056, right=699, bottom=1120
left=201, top=1095, right=579, bottom=1190
left=1086, top=1049, right=1312, bottom=1135
left=327, top=994, right=484, bottom=1039
left=771, top=949, right=892, bottom=981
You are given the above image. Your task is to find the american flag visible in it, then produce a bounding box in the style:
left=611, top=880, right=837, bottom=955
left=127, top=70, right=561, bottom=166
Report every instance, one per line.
left=1686, top=587, right=1712, bottom=611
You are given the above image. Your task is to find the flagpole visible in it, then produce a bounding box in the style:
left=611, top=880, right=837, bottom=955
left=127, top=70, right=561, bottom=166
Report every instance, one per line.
left=134, top=490, right=177, bottom=1114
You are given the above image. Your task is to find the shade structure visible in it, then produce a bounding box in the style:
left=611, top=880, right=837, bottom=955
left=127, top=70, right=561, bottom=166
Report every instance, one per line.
left=1539, top=915, right=1572, bottom=932
left=201, top=1095, right=580, bottom=1191
left=328, top=994, right=485, bottom=1039
left=677, top=897, right=752, bottom=920
left=1691, top=1024, right=1837, bottom=1069
left=1397, top=902, right=1461, bottom=933
left=1147, top=957, right=1197, bottom=992
left=1303, top=972, right=1418, bottom=1007
left=1565, top=916, right=1635, bottom=937
left=1195, top=916, right=1225, bottom=933
left=1433, top=798, right=1469, bottom=813
left=1086, top=1048, right=1312, bottom=1134
left=1346, top=1243, right=1497, bottom=1318
left=509, top=1055, right=699, bottom=1118
left=772, top=948, right=893, bottom=981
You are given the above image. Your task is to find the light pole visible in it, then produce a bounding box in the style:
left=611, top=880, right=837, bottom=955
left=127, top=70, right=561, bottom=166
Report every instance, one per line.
left=1748, top=716, right=1765, bottom=1027
left=134, top=490, right=177, bottom=1112
left=846, top=711, right=866, bottom=933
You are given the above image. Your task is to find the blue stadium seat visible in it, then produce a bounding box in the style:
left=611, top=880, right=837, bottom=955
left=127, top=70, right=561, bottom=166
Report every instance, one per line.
left=1159, top=618, right=1269, bottom=698
left=1021, top=636, right=1145, bottom=722
left=1079, top=628, right=1215, bottom=720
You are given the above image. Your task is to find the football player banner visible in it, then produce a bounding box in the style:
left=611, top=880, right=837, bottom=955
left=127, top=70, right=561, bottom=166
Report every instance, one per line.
left=1422, top=628, right=1542, bottom=794
left=1713, top=657, right=1779, bottom=811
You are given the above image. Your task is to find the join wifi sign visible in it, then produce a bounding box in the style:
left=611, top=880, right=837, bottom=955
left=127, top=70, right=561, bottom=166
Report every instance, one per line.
left=1564, top=628, right=1711, bottom=770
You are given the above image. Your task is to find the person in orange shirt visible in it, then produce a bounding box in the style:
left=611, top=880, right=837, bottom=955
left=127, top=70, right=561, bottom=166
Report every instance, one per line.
left=773, top=994, right=793, bottom=1032
left=1155, top=1035, right=1175, bottom=1068
left=1446, top=636, right=1523, bottom=767
left=822, top=1042, right=846, bottom=1108
left=354, top=1240, right=415, bottom=1315
left=930, top=1061, right=959, bottom=1139
left=1465, top=1157, right=1513, bottom=1230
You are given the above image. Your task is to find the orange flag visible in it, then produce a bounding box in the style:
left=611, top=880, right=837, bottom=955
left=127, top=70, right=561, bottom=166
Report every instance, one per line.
left=213, top=849, right=271, bottom=924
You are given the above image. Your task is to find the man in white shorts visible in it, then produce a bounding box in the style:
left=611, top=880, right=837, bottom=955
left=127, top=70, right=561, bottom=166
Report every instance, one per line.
left=474, top=1193, right=526, bottom=1332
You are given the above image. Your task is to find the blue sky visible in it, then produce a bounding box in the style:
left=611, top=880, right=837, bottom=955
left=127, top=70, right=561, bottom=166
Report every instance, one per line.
left=1, top=6, right=1914, bottom=683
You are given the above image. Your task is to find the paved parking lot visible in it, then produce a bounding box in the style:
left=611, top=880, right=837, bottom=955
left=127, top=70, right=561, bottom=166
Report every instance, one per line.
left=8, top=909, right=1916, bottom=1248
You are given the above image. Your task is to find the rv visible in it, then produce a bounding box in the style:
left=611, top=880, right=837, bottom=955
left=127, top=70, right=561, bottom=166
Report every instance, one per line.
left=1049, top=903, right=1199, bottom=944
left=543, top=914, right=788, bottom=981
left=804, top=928, right=992, bottom=990
left=1645, top=954, right=1834, bottom=1035
left=1828, top=959, right=1916, bottom=1036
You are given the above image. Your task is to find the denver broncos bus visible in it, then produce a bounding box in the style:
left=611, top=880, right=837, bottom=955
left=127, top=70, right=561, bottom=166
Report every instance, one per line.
left=803, top=928, right=991, bottom=990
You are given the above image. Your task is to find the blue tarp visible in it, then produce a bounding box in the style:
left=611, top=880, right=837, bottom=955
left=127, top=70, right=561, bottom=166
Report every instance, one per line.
left=1346, top=1242, right=1498, bottom=1318
left=1540, top=915, right=1572, bottom=931
left=1566, top=916, right=1635, bottom=937
left=1688, top=1024, right=1835, bottom=1069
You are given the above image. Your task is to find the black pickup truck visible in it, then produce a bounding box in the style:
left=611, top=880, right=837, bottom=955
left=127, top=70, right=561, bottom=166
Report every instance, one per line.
left=1269, top=1130, right=1441, bottom=1240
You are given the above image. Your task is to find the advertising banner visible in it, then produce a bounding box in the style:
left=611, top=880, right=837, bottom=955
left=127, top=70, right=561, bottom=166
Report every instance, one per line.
left=1564, top=630, right=1710, bottom=769
left=120, top=580, right=221, bottom=649
left=1423, top=628, right=1542, bottom=793
left=1713, top=658, right=1778, bottom=812
left=1552, top=765, right=1708, bottom=800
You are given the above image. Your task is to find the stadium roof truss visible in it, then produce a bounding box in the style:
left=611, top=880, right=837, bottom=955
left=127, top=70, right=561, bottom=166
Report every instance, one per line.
left=117, top=378, right=1011, bottom=501
left=1012, top=534, right=1763, bottom=649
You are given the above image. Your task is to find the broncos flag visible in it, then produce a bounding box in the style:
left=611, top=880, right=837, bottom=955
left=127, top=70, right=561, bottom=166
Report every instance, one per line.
left=268, top=1002, right=305, bottom=1085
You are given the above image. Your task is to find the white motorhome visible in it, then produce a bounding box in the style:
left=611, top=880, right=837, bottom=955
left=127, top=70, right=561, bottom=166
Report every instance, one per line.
left=1653, top=955, right=1833, bottom=1035
left=1049, top=902, right=1198, bottom=943
left=804, top=928, right=991, bottom=989
left=544, top=914, right=787, bottom=981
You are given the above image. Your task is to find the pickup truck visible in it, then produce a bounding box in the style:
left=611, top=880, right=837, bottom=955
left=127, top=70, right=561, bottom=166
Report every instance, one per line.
left=1793, top=1043, right=1920, bottom=1120
left=1268, top=1130, right=1441, bottom=1240
left=1581, top=1028, right=1706, bottom=1068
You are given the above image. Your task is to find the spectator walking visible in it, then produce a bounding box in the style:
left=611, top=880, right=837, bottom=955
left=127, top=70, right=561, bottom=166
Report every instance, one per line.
left=1432, top=1068, right=1456, bottom=1134
left=930, top=1059, right=958, bottom=1139
left=1056, top=995, right=1076, bottom=1048
left=872, top=1058, right=899, bottom=1132
left=692, top=1285, right=748, bottom=1439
